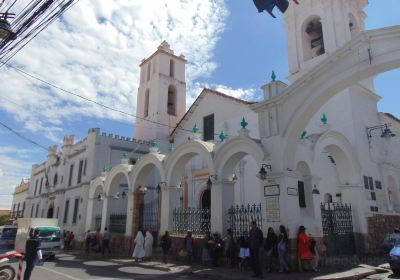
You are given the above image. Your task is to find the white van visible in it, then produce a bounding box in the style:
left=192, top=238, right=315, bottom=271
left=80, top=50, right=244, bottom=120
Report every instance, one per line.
left=15, top=219, right=62, bottom=259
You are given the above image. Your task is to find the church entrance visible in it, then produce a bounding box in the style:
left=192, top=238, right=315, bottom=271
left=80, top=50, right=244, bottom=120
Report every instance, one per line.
left=201, top=189, right=211, bottom=209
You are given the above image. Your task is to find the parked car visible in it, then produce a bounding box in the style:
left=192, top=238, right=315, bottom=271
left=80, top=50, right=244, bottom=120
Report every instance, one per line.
left=389, top=241, right=400, bottom=276
left=0, top=226, right=17, bottom=247
left=382, top=233, right=400, bottom=253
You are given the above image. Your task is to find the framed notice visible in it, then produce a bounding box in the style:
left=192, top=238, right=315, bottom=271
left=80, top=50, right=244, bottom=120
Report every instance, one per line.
left=266, top=196, right=280, bottom=222
left=287, top=187, right=298, bottom=196
left=264, top=184, right=280, bottom=196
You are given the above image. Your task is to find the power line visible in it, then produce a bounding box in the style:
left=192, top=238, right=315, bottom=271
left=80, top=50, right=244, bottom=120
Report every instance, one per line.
left=1, top=61, right=232, bottom=138
left=0, top=120, right=48, bottom=150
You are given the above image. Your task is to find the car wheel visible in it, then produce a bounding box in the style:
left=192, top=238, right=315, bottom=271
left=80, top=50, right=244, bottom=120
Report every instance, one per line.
left=0, top=265, right=16, bottom=280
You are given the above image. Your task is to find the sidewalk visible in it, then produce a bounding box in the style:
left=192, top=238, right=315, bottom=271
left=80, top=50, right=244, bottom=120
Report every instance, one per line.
left=65, top=250, right=392, bottom=280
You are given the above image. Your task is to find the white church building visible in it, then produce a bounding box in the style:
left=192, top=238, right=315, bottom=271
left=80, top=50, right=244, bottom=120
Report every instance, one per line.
left=18, top=0, right=400, bottom=256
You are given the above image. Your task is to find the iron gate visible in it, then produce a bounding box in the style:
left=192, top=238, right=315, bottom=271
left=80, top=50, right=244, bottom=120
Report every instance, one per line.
left=228, top=204, right=262, bottom=238
left=109, top=213, right=126, bottom=233
left=141, top=197, right=160, bottom=233
left=95, top=214, right=102, bottom=231
left=321, top=202, right=355, bottom=256
left=172, top=207, right=211, bottom=235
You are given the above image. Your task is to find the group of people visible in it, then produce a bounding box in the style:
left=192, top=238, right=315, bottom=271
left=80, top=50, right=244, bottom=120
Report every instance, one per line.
left=62, top=230, right=74, bottom=250
left=85, top=227, right=111, bottom=256
left=179, top=222, right=319, bottom=278
left=132, top=229, right=155, bottom=261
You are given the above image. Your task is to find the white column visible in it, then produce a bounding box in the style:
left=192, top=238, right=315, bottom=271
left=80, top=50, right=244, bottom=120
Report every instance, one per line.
left=211, top=181, right=234, bottom=234
left=85, top=198, right=94, bottom=231
left=100, top=197, right=109, bottom=233
left=160, top=187, right=181, bottom=234
left=125, top=192, right=134, bottom=236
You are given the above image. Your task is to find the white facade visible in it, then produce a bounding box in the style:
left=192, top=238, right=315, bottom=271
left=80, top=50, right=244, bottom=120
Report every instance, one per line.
left=24, top=128, right=148, bottom=241
left=11, top=179, right=29, bottom=219
left=14, top=0, right=400, bottom=254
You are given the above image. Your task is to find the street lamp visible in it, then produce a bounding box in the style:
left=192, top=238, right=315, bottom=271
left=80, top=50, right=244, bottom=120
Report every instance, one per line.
left=367, top=123, right=396, bottom=141
left=312, top=185, right=320, bottom=195
left=257, top=164, right=272, bottom=181
left=97, top=193, right=104, bottom=201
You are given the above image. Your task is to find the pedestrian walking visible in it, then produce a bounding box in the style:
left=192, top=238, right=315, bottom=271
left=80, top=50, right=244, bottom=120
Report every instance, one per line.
left=297, top=225, right=317, bottom=272
left=85, top=230, right=91, bottom=254
left=144, top=230, right=154, bottom=260
left=102, top=227, right=111, bottom=256
left=223, top=229, right=235, bottom=267
left=160, top=231, right=172, bottom=263
left=201, top=232, right=211, bottom=266
left=184, top=231, right=194, bottom=264
left=132, top=230, right=145, bottom=261
left=238, top=235, right=250, bottom=271
left=249, top=221, right=263, bottom=278
left=277, top=225, right=289, bottom=273
left=24, top=229, right=42, bottom=280
left=264, top=227, right=278, bottom=272
left=64, top=231, right=70, bottom=250
left=68, top=231, right=74, bottom=249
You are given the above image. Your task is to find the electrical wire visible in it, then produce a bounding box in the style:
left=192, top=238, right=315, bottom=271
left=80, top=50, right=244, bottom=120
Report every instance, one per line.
left=0, top=119, right=48, bottom=150
left=1, top=61, right=232, bottom=139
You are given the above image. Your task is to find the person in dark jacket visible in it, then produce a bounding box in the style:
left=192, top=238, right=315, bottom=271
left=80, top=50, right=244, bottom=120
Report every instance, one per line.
left=249, top=221, right=264, bottom=278
left=160, top=231, right=172, bottom=263
left=24, top=229, right=41, bottom=280
left=264, top=227, right=278, bottom=272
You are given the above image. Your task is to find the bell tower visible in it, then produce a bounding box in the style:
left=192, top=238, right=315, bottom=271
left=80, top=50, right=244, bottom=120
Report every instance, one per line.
left=135, top=41, right=187, bottom=151
left=284, top=0, right=368, bottom=81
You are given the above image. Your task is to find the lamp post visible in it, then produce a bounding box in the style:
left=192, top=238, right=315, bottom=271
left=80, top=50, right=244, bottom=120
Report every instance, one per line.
left=257, top=164, right=272, bottom=181
left=367, top=123, right=396, bottom=141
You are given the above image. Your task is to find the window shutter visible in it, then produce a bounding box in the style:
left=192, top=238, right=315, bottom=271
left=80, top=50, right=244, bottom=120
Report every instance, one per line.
left=298, top=181, right=306, bottom=208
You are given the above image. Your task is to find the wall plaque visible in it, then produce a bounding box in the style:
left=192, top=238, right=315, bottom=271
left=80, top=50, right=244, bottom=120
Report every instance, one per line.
left=264, top=184, right=280, bottom=196
left=287, top=187, right=298, bottom=196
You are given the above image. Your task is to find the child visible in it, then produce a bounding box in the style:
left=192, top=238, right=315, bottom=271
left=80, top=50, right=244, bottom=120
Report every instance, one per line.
left=238, top=235, right=250, bottom=271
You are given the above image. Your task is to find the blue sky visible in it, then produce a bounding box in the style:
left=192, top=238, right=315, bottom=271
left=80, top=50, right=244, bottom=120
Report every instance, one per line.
left=0, top=0, right=399, bottom=208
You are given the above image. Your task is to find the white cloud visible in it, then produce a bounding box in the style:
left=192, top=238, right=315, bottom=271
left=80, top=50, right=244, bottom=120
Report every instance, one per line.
left=0, top=0, right=229, bottom=142
left=0, top=146, right=36, bottom=208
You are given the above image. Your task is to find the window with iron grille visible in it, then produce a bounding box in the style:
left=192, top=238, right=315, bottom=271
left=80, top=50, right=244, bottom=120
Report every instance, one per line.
left=39, top=177, right=43, bottom=194
left=77, top=160, right=83, bottom=184
left=298, top=181, right=306, bottom=208
left=30, top=205, right=34, bottom=218
left=63, top=200, right=70, bottom=224
left=68, top=165, right=74, bottom=186
left=72, top=198, right=79, bottom=224
left=203, top=114, right=214, bottom=141
left=35, top=204, right=39, bottom=218
left=34, top=179, right=38, bottom=196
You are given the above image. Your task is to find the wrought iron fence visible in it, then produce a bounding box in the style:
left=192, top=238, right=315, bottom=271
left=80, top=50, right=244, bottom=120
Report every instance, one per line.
left=228, top=203, right=262, bottom=238
left=172, top=207, right=210, bottom=235
left=142, top=197, right=160, bottom=232
left=94, top=214, right=102, bottom=231
left=109, top=213, right=126, bottom=234
left=321, top=202, right=355, bottom=256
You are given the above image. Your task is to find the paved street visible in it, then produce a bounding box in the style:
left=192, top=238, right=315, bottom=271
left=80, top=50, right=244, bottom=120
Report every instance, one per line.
left=1, top=247, right=398, bottom=280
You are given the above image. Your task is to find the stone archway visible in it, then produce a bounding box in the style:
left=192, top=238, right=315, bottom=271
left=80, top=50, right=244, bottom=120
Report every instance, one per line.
left=129, top=153, right=165, bottom=237
left=163, top=139, right=215, bottom=234
left=85, top=177, right=105, bottom=233
left=214, top=134, right=267, bottom=234
left=274, top=26, right=400, bottom=169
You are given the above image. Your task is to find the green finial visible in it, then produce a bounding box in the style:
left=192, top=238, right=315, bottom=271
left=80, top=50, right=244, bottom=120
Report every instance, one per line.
left=168, top=143, right=174, bottom=153
left=192, top=124, right=199, bottom=133
left=300, top=131, right=307, bottom=140
left=321, top=113, right=328, bottom=125
left=241, top=117, right=248, bottom=129
left=219, top=131, right=225, bottom=142
left=122, top=152, right=128, bottom=159
left=150, top=140, right=157, bottom=148
left=102, top=165, right=108, bottom=172
left=271, top=70, right=276, bottom=82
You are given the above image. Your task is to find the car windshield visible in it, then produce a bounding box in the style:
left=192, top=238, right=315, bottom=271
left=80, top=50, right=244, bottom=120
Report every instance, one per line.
left=2, top=228, right=17, bottom=238
left=38, top=227, right=60, bottom=238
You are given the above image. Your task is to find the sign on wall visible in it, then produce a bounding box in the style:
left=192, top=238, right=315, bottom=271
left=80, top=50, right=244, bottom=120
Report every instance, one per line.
left=266, top=196, right=280, bottom=222
left=287, top=187, right=298, bottom=196
left=264, top=184, right=280, bottom=196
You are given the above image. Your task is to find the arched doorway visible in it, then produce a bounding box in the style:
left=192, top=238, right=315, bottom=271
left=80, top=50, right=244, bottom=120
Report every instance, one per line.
left=200, top=189, right=211, bottom=209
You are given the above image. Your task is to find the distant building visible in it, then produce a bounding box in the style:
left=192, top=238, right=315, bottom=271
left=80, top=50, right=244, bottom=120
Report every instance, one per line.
left=24, top=128, right=148, bottom=241
left=10, top=178, right=29, bottom=219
